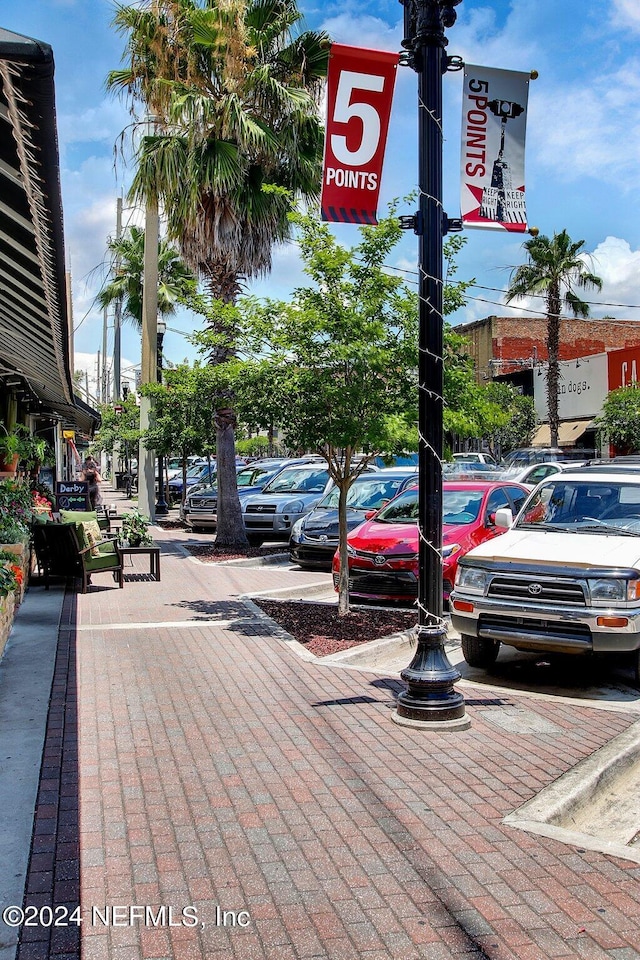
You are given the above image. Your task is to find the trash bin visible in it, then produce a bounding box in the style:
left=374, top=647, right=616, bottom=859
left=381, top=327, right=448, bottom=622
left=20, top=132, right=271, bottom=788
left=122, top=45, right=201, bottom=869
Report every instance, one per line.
left=115, top=471, right=127, bottom=490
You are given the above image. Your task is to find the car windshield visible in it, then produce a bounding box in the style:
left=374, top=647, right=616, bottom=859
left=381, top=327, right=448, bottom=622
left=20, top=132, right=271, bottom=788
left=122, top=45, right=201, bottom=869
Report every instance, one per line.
left=186, top=463, right=212, bottom=478
left=442, top=490, right=483, bottom=524
left=516, top=479, right=640, bottom=533
left=364, top=486, right=488, bottom=525
left=264, top=467, right=328, bottom=494
left=374, top=489, right=418, bottom=523
left=317, top=476, right=416, bottom=510
left=238, top=466, right=280, bottom=487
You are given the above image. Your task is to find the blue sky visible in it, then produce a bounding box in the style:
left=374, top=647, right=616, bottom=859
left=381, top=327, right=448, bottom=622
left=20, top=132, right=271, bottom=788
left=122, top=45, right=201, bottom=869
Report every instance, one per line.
left=4, top=0, right=640, bottom=397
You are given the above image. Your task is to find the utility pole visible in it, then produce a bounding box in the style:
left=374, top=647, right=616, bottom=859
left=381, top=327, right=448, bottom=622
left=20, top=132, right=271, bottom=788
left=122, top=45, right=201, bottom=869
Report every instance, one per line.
left=113, top=195, right=123, bottom=401
left=102, top=306, right=108, bottom=403
left=138, top=195, right=159, bottom=522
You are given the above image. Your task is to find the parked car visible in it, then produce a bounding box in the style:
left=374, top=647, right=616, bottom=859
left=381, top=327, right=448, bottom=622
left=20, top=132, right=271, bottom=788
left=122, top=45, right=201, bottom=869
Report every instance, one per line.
left=501, top=448, right=567, bottom=468
left=166, top=455, right=207, bottom=481
left=241, top=463, right=333, bottom=545
left=450, top=469, right=640, bottom=683
left=289, top=468, right=419, bottom=569
left=500, top=460, right=584, bottom=490
left=331, top=480, right=529, bottom=606
left=443, top=461, right=503, bottom=480
left=168, top=461, right=218, bottom=500
left=181, top=459, right=309, bottom=530
left=370, top=453, right=418, bottom=468
left=452, top=452, right=497, bottom=466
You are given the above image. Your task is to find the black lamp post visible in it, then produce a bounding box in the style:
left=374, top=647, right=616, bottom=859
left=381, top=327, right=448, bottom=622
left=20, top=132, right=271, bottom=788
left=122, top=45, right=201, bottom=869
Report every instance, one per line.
left=392, top=0, right=469, bottom=730
left=155, top=317, right=169, bottom=516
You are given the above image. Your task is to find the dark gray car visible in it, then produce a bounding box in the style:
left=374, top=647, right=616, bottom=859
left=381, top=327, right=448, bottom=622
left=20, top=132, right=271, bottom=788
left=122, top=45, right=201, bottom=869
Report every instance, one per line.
left=289, top=469, right=419, bottom=569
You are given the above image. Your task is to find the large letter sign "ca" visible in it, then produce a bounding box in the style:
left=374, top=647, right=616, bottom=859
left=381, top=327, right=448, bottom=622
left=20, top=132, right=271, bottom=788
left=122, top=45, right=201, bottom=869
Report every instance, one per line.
left=321, top=45, right=398, bottom=225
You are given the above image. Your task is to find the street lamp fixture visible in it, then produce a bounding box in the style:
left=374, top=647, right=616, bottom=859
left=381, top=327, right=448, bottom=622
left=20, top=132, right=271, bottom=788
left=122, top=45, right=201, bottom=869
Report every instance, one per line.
left=155, top=317, right=169, bottom=516
left=392, top=0, right=469, bottom=730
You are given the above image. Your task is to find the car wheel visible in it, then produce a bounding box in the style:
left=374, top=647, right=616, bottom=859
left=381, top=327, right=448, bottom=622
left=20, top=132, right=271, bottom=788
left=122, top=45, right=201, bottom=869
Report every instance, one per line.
left=247, top=535, right=264, bottom=547
left=461, top=634, right=500, bottom=668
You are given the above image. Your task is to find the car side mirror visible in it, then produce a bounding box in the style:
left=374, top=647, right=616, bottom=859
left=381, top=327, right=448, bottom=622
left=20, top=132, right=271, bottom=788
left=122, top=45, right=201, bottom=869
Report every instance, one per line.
left=494, top=507, right=513, bottom=529
left=364, top=510, right=377, bottom=520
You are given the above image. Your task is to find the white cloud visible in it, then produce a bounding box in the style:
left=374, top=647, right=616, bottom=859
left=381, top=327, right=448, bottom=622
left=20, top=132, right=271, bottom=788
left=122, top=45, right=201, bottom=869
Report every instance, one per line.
left=585, top=236, right=640, bottom=320
left=73, top=352, right=138, bottom=404
left=612, top=0, right=640, bottom=32
left=320, top=13, right=401, bottom=52
left=530, top=59, right=640, bottom=191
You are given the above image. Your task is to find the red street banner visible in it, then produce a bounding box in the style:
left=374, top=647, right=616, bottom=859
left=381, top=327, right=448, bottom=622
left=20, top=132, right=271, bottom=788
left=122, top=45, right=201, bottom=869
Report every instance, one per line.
left=321, top=44, right=399, bottom=225
left=460, top=64, right=532, bottom=232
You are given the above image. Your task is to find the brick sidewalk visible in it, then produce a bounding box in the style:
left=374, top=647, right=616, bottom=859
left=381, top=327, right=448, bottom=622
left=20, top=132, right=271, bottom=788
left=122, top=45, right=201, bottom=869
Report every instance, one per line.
left=13, top=518, right=640, bottom=960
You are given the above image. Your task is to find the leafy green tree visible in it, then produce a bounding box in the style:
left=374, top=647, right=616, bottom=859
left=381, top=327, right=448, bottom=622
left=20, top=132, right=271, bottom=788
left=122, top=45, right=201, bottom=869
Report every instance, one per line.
left=108, top=0, right=329, bottom=545
left=442, top=325, right=482, bottom=440
left=94, top=395, right=141, bottom=473
left=595, top=387, right=640, bottom=454
left=476, top=382, right=536, bottom=459
left=97, top=225, right=198, bottom=328
left=203, top=210, right=418, bottom=612
left=140, top=363, right=219, bottom=504
left=506, top=229, right=602, bottom=447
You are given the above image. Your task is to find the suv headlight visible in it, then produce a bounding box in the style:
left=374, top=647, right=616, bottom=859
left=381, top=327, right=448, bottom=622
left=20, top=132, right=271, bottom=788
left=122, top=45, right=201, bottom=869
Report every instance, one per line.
left=283, top=500, right=305, bottom=514
left=588, top=578, right=640, bottom=602
left=455, top=565, right=488, bottom=595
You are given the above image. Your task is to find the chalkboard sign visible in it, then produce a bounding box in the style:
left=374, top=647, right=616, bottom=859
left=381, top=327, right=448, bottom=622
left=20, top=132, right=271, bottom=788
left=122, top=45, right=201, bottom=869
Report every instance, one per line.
left=55, top=481, right=90, bottom=512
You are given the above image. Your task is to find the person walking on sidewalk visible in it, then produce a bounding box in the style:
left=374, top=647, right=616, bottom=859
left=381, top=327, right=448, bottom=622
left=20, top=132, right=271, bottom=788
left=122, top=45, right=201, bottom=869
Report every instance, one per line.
left=80, top=456, right=103, bottom=509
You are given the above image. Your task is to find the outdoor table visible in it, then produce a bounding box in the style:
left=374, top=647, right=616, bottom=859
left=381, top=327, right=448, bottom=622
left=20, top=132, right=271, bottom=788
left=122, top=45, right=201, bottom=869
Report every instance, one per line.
left=118, top=544, right=161, bottom=581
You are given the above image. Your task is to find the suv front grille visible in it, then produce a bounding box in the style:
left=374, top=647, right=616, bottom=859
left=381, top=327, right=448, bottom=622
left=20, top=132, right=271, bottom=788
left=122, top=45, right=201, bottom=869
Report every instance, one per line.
left=246, top=504, right=277, bottom=515
left=487, top=576, right=586, bottom=606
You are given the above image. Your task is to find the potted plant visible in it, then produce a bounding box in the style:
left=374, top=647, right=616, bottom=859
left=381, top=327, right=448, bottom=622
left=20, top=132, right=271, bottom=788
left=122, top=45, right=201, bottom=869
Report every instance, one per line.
left=20, top=434, right=54, bottom=481
left=120, top=509, right=153, bottom=547
left=0, top=424, right=27, bottom=475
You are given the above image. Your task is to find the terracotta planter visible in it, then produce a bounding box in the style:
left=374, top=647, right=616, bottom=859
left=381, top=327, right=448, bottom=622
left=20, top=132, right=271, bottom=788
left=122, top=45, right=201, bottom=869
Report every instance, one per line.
left=0, top=454, right=19, bottom=474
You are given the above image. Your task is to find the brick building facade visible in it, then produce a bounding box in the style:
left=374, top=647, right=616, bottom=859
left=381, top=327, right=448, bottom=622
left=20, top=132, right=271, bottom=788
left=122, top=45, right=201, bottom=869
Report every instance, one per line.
left=456, top=316, right=640, bottom=384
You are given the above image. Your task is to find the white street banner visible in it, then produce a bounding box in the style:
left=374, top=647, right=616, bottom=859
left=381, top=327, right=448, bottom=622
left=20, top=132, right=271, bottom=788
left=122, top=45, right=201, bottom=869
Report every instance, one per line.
left=461, top=65, right=531, bottom=232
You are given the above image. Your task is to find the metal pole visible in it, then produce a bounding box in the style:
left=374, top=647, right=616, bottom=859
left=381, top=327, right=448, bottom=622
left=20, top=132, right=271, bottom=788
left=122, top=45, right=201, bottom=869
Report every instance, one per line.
left=113, top=196, right=123, bottom=401
left=138, top=196, right=159, bottom=522
left=102, top=306, right=108, bottom=403
left=155, top=325, right=168, bottom=516
left=392, top=0, right=468, bottom=730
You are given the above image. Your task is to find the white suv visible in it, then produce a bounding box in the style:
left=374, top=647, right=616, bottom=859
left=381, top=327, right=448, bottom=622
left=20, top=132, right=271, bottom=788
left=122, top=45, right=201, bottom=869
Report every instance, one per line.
left=450, top=470, right=640, bottom=684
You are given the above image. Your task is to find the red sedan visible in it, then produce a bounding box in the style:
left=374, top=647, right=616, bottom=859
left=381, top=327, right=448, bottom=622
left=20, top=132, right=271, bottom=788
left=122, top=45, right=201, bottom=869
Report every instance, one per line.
left=332, top=480, right=530, bottom=605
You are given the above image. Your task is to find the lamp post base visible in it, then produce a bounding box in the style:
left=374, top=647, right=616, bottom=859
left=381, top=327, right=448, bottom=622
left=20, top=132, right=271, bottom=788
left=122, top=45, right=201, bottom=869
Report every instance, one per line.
left=393, top=620, right=469, bottom=728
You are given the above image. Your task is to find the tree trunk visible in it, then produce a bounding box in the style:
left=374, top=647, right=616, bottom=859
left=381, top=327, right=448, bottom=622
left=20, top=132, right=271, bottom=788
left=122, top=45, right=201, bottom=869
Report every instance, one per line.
left=337, top=477, right=351, bottom=616
left=214, top=408, right=249, bottom=547
left=546, top=283, right=561, bottom=449
left=205, top=273, right=248, bottom=548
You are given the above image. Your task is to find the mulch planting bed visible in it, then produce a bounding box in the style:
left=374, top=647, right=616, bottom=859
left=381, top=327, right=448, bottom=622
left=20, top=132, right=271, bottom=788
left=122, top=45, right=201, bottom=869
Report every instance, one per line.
left=252, top=598, right=418, bottom=657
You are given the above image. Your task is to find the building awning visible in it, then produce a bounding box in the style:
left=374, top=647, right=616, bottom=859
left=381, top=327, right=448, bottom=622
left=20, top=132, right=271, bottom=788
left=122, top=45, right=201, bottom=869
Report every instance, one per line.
left=0, top=28, right=98, bottom=434
left=532, top=419, right=595, bottom=447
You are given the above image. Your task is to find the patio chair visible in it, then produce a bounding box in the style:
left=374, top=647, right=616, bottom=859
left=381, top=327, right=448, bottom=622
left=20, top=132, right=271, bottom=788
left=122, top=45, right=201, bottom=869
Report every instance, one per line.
left=65, top=522, right=124, bottom=593
left=31, top=522, right=82, bottom=589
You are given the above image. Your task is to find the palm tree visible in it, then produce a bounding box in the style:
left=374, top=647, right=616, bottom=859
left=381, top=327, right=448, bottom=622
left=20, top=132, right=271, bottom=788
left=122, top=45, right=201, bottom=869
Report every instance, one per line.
left=107, top=0, right=329, bottom=546
left=97, top=225, right=198, bottom=328
left=505, top=229, right=602, bottom=447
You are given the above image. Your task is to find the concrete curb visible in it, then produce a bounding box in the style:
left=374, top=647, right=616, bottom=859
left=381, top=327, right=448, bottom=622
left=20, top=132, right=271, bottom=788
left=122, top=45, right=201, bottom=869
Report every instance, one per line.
left=243, top=579, right=334, bottom=601
left=504, top=718, right=640, bottom=863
